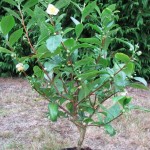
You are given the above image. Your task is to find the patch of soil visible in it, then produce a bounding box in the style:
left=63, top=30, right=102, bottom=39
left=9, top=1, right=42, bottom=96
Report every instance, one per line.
left=0, top=78, right=150, bottom=150
left=62, top=147, right=92, bottom=150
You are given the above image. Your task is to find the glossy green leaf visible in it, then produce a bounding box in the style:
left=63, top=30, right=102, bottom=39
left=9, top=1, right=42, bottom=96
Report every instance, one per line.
left=75, top=57, right=94, bottom=69
left=70, top=17, right=80, bottom=25
left=77, top=70, right=100, bottom=80
left=44, top=62, right=57, bottom=72
left=71, top=43, right=96, bottom=52
left=114, top=71, right=126, bottom=87
left=33, top=66, right=44, bottom=78
left=79, top=38, right=100, bottom=45
left=75, top=23, right=83, bottom=38
left=113, top=96, right=131, bottom=107
left=66, top=102, right=74, bottom=113
left=23, top=0, right=38, bottom=10
left=112, top=96, right=126, bottom=103
left=64, top=38, right=75, bottom=49
left=48, top=103, right=59, bottom=122
left=104, top=124, right=116, bottom=136
left=1, top=16, right=15, bottom=35
left=133, top=77, right=147, bottom=86
left=4, top=8, right=21, bottom=20
left=63, top=28, right=74, bottom=35
left=129, top=83, right=149, bottom=90
left=3, top=0, right=17, bottom=6
left=55, top=0, right=71, bottom=9
left=0, top=47, right=13, bottom=54
left=115, top=53, right=130, bottom=63
left=9, top=28, right=23, bottom=46
left=46, top=35, right=62, bottom=53
left=54, top=79, right=64, bottom=92
left=78, top=84, right=91, bottom=101
left=82, top=1, right=97, bottom=21
left=123, top=62, right=135, bottom=76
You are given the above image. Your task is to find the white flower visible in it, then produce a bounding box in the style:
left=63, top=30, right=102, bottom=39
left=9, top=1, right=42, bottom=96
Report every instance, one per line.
left=137, top=51, right=142, bottom=56
left=16, top=63, right=24, bottom=72
left=46, top=4, right=59, bottom=15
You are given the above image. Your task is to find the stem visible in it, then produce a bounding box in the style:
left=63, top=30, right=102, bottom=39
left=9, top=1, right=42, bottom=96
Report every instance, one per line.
left=76, top=64, right=127, bottom=106
left=77, top=126, right=86, bottom=150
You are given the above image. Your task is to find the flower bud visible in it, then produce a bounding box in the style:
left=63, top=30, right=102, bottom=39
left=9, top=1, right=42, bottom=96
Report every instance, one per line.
left=67, top=50, right=70, bottom=53
left=137, top=51, right=142, bottom=56
left=16, top=63, right=24, bottom=72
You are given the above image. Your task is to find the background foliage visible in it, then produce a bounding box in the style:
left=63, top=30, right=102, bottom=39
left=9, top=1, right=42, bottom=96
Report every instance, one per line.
left=0, top=0, right=150, bottom=80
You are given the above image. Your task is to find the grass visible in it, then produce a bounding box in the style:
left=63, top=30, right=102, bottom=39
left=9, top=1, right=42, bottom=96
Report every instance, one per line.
left=0, top=78, right=150, bottom=150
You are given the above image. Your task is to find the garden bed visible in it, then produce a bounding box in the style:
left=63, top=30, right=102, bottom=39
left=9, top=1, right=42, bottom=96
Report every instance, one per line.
left=0, top=78, right=150, bottom=150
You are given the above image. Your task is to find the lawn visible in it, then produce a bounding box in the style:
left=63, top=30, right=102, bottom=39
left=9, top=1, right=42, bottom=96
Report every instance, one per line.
left=0, top=78, right=150, bottom=150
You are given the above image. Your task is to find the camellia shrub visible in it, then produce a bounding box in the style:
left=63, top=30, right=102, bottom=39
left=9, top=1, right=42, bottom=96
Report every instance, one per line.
left=0, top=0, right=149, bottom=149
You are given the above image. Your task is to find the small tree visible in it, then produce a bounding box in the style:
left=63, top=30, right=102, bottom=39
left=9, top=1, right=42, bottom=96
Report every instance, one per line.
left=0, top=1, right=149, bottom=149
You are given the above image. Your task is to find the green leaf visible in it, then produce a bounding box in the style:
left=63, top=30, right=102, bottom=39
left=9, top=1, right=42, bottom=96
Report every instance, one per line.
left=113, top=96, right=131, bottom=108
left=78, top=84, right=91, bottom=101
left=71, top=43, right=96, bottom=52
left=63, top=38, right=75, bottom=49
left=101, top=8, right=112, bottom=26
left=123, top=62, right=135, bottom=76
left=23, top=0, right=38, bottom=10
left=133, top=77, right=147, bottom=86
left=115, top=53, right=130, bottom=63
left=119, top=97, right=131, bottom=107
left=104, top=124, right=116, bottom=136
left=33, top=66, right=44, bottom=78
left=46, top=35, right=62, bottom=53
left=129, top=83, right=149, bottom=90
left=24, top=64, right=29, bottom=71
left=70, top=1, right=82, bottom=12
left=70, top=17, right=80, bottom=25
left=9, top=28, right=23, bottom=46
left=82, top=1, right=97, bottom=21
left=89, top=24, right=102, bottom=34
left=107, top=4, right=116, bottom=11
left=54, top=79, right=64, bottom=92
left=75, top=23, right=84, bottom=38
left=3, top=0, right=17, bottom=6
left=0, top=47, right=13, bottom=54
left=48, top=103, right=59, bottom=122
left=114, top=71, right=126, bottom=87
left=55, top=0, right=71, bottom=9
left=77, top=70, right=100, bottom=80
left=66, top=102, right=74, bottom=113
left=44, top=62, right=57, bottom=72
left=1, top=16, right=15, bottom=35
left=79, top=38, right=100, bottom=45
left=115, top=38, right=134, bottom=51
left=4, top=8, right=21, bottom=20
left=63, top=28, right=74, bottom=35
left=113, top=96, right=126, bottom=103
left=75, top=57, right=94, bottom=69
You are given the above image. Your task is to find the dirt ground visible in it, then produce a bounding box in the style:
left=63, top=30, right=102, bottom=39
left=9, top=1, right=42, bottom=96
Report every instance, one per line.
left=0, top=78, right=150, bottom=150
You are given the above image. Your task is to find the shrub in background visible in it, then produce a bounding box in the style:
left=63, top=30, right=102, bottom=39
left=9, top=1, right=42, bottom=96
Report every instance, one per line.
left=0, top=0, right=149, bottom=149
left=0, top=0, right=150, bottom=80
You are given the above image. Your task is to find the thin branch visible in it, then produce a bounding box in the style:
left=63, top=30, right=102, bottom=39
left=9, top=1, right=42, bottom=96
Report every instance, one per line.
left=18, top=7, right=70, bottom=101
left=88, top=112, right=123, bottom=127
left=76, top=64, right=127, bottom=106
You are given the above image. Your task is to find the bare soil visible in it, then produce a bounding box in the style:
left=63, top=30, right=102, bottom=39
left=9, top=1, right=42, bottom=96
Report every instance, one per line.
left=0, top=78, right=150, bottom=150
